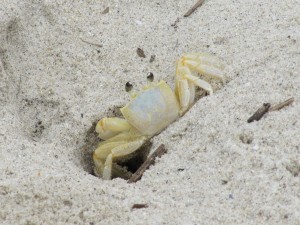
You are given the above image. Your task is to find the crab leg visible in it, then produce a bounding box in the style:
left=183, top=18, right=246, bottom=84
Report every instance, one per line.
left=96, top=117, right=131, bottom=140
left=95, top=137, right=146, bottom=180
left=188, top=80, right=195, bottom=105
left=93, top=131, right=141, bottom=164
left=183, top=52, right=224, bottom=79
left=175, top=52, right=224, bottom=113
left=176, top=60, right=193, bottom=113
left=185, top=73, right=213, bottom=95
left=177, top=79, right=190, bottom=113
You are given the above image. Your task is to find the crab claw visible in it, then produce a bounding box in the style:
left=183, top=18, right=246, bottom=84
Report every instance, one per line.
left=96, top=117, right=130, bottom=140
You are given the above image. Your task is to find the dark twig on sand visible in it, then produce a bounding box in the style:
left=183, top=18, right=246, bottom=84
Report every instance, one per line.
left=247, top=103, right=271, bottom=123
left=184, top=0, right=205, bottom=17
left=128, top=144, right=167, bottom=183
left=171, top=17, right=180, bottom=29
left=269, top=97, right=294, bottom=112
left=137, top=48, right=146, bottom=58
left=102, top=7, right=109, bottom=14
left=131, top=204, right=149, bottom=210
left=247, top=97, right=295, bottom=123
left=80, top=38, right=103, bottom=48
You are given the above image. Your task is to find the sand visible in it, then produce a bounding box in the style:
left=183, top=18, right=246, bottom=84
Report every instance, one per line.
left=0, top=0, right=299, bottom=224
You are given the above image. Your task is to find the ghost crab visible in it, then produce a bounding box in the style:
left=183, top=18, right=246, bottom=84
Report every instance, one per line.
left=93, top=53, right=224, bottom=179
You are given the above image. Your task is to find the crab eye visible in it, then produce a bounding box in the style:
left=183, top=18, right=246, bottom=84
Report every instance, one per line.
left=125, top=82, right=133, bottom=92
left=147, top=72, right=154, bottom=82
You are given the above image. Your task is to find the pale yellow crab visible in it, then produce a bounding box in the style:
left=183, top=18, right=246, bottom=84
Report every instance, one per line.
left=93, top=53, right=224, bottom=179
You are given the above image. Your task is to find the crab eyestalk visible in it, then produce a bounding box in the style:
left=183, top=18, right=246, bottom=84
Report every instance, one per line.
left=125, top=82, right=133, bottom=92
left=147, top=72, right=154, bottom=82
left=125, top=82, right=137, bottom=98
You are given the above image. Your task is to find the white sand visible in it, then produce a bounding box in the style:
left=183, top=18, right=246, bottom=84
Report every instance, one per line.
left=1, top=0, right=299, bottom=224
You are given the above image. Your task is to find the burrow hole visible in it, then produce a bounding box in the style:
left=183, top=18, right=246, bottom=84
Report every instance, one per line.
left=80, top=105, right=152, bottom=180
